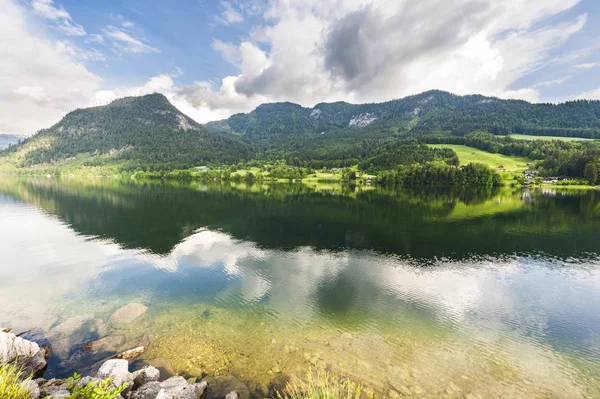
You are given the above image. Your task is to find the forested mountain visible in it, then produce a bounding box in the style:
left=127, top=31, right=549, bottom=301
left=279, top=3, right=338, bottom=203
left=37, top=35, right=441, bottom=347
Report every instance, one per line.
left=0, top=93, right=250, bottom=170
left=206, top=90, right=600, bottom=140
left=1, top=91, right=598, bottom=181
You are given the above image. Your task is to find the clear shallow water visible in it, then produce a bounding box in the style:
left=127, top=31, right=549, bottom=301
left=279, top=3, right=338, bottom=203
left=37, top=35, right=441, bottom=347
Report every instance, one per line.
left=1, top=177, right=600, bottom=398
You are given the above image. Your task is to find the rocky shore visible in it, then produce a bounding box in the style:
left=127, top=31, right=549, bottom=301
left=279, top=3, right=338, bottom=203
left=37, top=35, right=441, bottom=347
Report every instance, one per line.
left=0, top=329, right=237, bottom=399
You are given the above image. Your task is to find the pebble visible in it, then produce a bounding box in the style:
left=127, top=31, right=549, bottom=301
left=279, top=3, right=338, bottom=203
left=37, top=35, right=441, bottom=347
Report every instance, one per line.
left=410, top=386, right=424, bottom=395
left=388, top=390, right=400, bottom=399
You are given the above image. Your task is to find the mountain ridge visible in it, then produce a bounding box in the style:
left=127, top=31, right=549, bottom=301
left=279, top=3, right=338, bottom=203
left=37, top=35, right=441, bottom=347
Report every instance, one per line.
left=205, top=89, right=600, bottom=140
left=0, top=93, right=251, bottom=170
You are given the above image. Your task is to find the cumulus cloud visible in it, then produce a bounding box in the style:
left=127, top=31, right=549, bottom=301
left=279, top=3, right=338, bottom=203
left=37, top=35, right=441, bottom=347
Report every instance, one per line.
left=31, top=0, right=86, bottom=36
left=0, top=0, right=100, bottom=134
left=168, top=0, right=587, bottom=122
left=576, top=88, right=600, bottom=100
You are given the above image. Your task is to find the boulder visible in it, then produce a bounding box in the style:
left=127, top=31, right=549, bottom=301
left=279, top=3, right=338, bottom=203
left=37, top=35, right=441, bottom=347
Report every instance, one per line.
left=194, top=381, right=207, bottom=398
left=129, top=381, right=161, bottom=399
left=158, top=377, right=198, bottom=399
left=41, top=380, right=70, bottom=399
left=225, top=392, right=238, bottom=399
left=21, top=380, right=41, bottom=399
left=46, top=390, right=71, bottom=399
left=77, top=376, right=102, bottom=388
left=110, top=304, right=148, bottom=324
left=97, top=359, right=133, bottom=390
left=0, top=331, right=47, bottom=376
left=133, top=366, right=161, bottom=389
left=129, top=377, right=206, bottom=399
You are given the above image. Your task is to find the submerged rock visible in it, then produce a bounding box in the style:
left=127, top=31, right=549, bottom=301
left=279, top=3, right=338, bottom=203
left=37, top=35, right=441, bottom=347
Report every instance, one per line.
left=0, top=331, right=47, bottom=376
left=116, top=346, right=146, bottom=360
left=225, top=392, right=238, bottom=399
left=82, top=335, right=126, bottom=352
left=205, top=376, right=249, bottom=399
left=110, top=303, right=148, bottom=324
left=51, top=315, right=95, bottom=335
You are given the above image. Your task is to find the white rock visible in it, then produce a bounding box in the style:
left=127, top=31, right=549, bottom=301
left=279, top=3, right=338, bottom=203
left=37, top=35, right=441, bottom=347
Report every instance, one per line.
left=225, top=391, right=238, bottom=399
left=97, top=359, right=133, bottom=388
left=0, top=332, right=47, bottom=375
left=21, top=380, right=40, bottom=399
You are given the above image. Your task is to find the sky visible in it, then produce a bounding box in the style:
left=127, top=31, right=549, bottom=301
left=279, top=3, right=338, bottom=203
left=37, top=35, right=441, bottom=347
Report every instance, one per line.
left=2, top=0, right=600, bottom=135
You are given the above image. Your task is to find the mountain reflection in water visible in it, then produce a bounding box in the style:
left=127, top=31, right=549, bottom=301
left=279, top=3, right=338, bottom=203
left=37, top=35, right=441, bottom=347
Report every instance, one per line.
left=0, top=177, right=599, bottom=398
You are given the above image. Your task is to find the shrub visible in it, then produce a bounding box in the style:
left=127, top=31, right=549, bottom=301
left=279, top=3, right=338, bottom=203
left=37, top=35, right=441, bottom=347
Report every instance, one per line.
left=66, top=373, right=128, bottom=399
left=0, top=363, right=31, bottom=399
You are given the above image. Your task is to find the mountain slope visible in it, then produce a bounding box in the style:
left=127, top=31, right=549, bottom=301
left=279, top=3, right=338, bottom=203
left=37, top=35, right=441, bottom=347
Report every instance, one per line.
left=0, top=93, right=251, bottom=170
left=205, top=90, right=600, bottom=140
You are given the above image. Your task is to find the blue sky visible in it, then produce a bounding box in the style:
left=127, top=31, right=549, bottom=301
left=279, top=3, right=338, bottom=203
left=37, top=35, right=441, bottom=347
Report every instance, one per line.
left=2, top=0, right=600, bottom=134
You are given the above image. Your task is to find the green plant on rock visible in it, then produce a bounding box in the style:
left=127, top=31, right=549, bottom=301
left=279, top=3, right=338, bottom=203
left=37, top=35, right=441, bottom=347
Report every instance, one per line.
left=277, top=368, right=362, bottom=399
left=0, top=363, right=31, bottom=399
left=66, top=373, right=128, bottom=399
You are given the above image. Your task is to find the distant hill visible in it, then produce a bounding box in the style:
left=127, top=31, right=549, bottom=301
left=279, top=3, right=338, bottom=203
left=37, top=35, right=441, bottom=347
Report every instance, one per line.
left=0, top=93, right=251, bottom=170
left=206, top=90, right=600, bottom=140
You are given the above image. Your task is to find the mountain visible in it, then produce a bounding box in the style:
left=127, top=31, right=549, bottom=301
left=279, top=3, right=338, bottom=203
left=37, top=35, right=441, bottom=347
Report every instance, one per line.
left=206, top=90, right=600, bottom=140
left=0, top=93, right=251, bottom=170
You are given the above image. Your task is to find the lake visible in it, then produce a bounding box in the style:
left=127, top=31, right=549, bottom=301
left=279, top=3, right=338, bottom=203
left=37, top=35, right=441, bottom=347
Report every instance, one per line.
left=1, top=177, right=599, bottom=398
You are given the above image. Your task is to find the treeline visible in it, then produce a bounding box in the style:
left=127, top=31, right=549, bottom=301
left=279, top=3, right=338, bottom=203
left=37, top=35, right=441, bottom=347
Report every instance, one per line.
left=358, top=141, right=458, bottom=171
left=426, top=131, right=600, bottom=179
left=377, top=162, right=503, bottom=187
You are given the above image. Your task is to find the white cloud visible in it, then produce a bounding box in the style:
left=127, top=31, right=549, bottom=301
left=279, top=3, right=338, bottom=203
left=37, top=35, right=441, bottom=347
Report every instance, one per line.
left=576, top=88, right=600, bottom=100
left=170, top=0, right=587, bottom=122
left=86, top=33, right=105, bottom=44
left=102, top=25, right=160, bottom=54
left=217, top=1, right=244, bottom=25
left=211, top=39, right=242, bottom=67
left=534, top=75, right=573, bottom=88
left=31, top=0, right=86, bottom=36
left=122, top=20, right=134, bottom=28
left=575, top=62, right=600, bottom=69
left=0, top=0, right=100, bottom=135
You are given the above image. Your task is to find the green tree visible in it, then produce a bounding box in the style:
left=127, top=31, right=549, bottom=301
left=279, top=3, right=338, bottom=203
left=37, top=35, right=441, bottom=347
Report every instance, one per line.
left=584, top=162, right=598, bottom=185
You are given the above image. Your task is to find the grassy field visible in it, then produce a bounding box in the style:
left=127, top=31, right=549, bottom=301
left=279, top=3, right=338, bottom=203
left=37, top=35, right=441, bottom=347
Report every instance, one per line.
left=509, top=134, right=596, bottom=142
left=429, top=144, right=532, bottom=172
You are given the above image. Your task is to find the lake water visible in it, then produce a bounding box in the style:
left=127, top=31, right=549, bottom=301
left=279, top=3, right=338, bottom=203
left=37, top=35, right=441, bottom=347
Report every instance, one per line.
left=1, top=177, right=599, bottom=398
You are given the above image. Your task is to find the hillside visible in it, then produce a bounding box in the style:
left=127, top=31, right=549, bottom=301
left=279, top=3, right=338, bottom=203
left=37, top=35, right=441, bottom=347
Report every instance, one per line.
left=0, top=94, right=251, bottom=171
